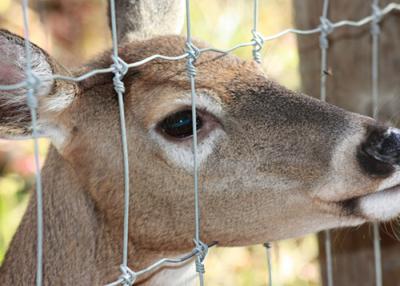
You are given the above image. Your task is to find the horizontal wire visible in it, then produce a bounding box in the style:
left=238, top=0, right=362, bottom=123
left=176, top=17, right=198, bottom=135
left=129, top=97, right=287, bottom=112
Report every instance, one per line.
left=105, top=242, right=217, bottom=286
left=2, top=2, right=399, bottom=285
left=1, top=2, right=399, bottom=91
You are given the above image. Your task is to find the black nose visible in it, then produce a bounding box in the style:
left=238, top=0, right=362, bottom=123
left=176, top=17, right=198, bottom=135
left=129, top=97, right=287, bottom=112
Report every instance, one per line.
left=357, top=126, right=400, bottom=177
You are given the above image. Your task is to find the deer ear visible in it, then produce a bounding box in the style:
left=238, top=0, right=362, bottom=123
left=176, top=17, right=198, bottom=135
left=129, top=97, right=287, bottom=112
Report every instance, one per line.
left=0, top=29, right=76, bottom=140
left=110, top=0, right=185, bottom=43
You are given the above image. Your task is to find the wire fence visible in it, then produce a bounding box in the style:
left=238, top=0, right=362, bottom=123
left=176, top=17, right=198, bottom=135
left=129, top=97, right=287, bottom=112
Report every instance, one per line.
left=0, top=0, right=399, bottom=285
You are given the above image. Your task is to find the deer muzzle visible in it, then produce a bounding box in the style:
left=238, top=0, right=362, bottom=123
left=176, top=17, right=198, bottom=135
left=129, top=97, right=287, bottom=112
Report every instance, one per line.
left=358, top=126, right=400, bottom=177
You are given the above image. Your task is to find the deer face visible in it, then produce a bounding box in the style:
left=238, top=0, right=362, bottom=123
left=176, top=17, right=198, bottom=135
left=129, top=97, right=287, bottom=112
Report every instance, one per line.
left=1, top=28, right=400, bottom=251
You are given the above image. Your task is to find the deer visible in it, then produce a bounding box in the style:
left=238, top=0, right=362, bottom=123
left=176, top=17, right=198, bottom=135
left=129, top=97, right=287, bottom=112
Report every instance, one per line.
left=1, top=0, right=400, bottom=285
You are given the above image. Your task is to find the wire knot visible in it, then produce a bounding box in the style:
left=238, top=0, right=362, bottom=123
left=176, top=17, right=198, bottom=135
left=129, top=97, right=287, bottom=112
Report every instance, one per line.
left=195, top=259, right=205, bottom=274
left=185, top=42, right=200, bottom=78
left=119, top=265, right=137, bottom=286
left=251, top=30, right=264, bottom=63
left=186, top=42, right=200, bottom=61
left=371, top=3, right=382, bottom=35
left=26, top=72, right=41, bottom=90
left=193, top=239, right=208, bottom=275
left=112, top=56, right=129, bottom=94
left=25, top=73, right=41, bottom=109
left=194, top=239, right=208, bottom=262
left=319, top=17, right=334, bottom=49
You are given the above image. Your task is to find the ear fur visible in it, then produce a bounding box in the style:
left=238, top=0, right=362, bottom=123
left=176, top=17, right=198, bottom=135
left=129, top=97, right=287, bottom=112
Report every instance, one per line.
left=109, top=0, right=185, bottom=43
left=0, top=29, right=76, bottom=140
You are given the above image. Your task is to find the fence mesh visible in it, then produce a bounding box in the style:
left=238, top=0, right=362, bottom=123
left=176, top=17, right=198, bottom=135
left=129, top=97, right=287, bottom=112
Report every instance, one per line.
left=1, top=0, right=400, bottom=285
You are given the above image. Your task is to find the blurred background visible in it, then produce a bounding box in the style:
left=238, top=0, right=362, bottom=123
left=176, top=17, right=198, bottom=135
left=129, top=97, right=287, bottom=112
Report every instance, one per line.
left=0, top=0, right=331, bottom=285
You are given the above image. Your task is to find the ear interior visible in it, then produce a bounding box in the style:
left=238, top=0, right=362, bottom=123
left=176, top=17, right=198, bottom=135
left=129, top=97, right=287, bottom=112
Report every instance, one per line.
left=0, top=30, right=56, bottom=138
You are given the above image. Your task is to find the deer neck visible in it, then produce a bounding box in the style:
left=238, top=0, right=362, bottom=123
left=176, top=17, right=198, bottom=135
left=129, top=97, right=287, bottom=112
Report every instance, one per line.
left=0, top=146, right=195, bottom=285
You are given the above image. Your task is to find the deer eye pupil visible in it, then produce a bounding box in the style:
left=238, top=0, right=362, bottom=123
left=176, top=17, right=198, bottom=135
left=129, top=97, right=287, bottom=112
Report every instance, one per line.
left=159, top=110, right=202, bottom=138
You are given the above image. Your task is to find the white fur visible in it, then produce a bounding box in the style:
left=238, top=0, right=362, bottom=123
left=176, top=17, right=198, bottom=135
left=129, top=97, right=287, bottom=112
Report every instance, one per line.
left=37, top=123, right=67, bottom=150
left=376, top=167, right=400, bottom=192
left=312, top=132, right=366, bottom=201
left=174, top=92, right=224, bottom=118
left=386, top=127, right=400, bottom=136
left=150, top=128, right=224, bottom=172
left=1, top=36, right=73, bottom=113
left=1, top=36, right=73, bottom=147
left=151, top=261, right=196, bottom=286
left=149, top=92, right=225, bottom=172
left=359, top=188, right=400, bottom=221
left=43, top=90, right=75, bottom=113
left=31, top=51, right=53, bottom=98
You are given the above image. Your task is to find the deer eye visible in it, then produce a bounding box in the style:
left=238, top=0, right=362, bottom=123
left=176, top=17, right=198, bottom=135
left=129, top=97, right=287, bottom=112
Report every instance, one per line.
left=158, top=110, right=203, bottom=139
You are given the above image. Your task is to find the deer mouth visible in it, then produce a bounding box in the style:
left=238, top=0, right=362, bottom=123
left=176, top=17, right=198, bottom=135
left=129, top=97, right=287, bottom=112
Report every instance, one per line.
left=340, top=183, right=400, bottom=222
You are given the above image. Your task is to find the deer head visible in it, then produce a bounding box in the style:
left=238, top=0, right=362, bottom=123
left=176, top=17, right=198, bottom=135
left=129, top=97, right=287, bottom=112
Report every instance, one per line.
left=1, top=0, right=400, bottom=285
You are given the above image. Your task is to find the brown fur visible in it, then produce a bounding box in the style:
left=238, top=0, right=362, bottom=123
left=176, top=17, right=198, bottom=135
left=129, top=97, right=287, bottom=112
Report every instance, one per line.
left=1, top=2, right=400, bottom=285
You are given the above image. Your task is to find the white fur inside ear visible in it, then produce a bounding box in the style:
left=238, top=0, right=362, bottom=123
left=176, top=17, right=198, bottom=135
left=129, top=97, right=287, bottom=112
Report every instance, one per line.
left=0, top=34, right=73, bottom=145
left=31, top=50, right=54, bottom=97
left=0, top=36, right=54, bottom=98
left=0, top=34, right=73, bottom=113
left=42, top=90, right=75, bottom=113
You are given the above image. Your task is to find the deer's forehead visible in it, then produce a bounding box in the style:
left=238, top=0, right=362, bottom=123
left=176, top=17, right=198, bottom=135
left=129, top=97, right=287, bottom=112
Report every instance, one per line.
left=130, top=53, right=263, bottom=103
left=78, top=35, right=265, bottom=122
left=127, top=56, right=263, bottom=128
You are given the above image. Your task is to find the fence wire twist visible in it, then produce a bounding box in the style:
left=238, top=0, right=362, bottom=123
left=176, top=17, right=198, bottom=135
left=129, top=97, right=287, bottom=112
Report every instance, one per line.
left=1, top=0, right=399, bottom=285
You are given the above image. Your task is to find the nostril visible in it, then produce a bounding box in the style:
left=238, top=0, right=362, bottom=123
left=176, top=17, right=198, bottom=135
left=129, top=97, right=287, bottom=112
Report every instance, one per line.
left=377, top=128, right=400, bottom=164
left=357, top=125, right=397, bottom=177
left=365, top=127, right=400, bottom=165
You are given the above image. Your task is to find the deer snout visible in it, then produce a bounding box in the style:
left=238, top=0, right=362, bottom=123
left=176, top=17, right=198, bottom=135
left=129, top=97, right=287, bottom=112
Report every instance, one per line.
left=357, top=126, right=400, bottom=177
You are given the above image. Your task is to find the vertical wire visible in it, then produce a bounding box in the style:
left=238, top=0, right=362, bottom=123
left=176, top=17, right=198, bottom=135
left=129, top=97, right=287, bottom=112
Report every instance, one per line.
left=371, top=0, right=380, bottom=120
left=185, top=0, right=204, bottom=284
left=320, top=0, right=333, bottom=285
left=21, top=1, right=43, bottom=285
left=371, top=1, right=382, bottom=285
left=324, top=230, right=333, bottom=286
left=253, top=0, right=259, bottom=33
left=264, top=242, right=273, bottom=286
left=320, top=0, right=330, bottom=102
left=253, top=1, right=272, bottom=284
left=109, top=0, right=131, bottom=269
left=373, top=223, right=382, bottom=286
left=251, top=0, right=264, bottom=63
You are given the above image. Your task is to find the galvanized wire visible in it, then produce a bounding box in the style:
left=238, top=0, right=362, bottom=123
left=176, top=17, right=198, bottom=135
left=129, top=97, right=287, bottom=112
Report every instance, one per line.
left=185, top=0, right=208, bottom=284
left=108, top=0, right=134, bottom=285
left=252, top=2, right=273, bottom=285
left=324, top=230, right=333, bottom=286
left=264, top=242, right=273, bottom=286
left=1, top=3, right=400, bottom=91
left=21, top=1, right=44, bottom=285
left=319, top=0, right=334, bottom=285
left=1, top=1, right=400, bottom=285
left=252, top=0, right=264, bottom=63
left=105, top=242, right=217, bottom=286
left=371, top=1, right=383, bottom=286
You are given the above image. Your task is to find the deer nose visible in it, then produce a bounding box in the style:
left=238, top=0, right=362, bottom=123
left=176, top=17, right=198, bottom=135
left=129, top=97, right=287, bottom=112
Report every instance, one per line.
left=357, top=127, right=400, bottom=177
